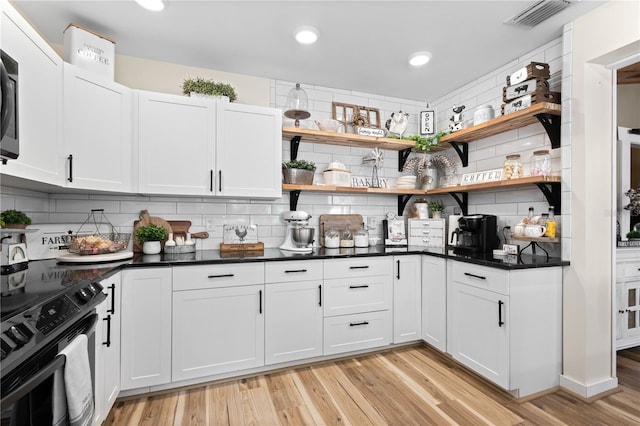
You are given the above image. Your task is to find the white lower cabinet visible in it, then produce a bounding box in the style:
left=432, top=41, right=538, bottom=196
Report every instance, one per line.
left=120, top=268, right=172, bottom=391
left=421, top=256, right=447, bottom=351
left=393, top=255, right=422, bottom=343
left=265, top=261, right=323, bottom=365
left=93, top=273, right=121, bottom=425
left=323, top=257, right=392, bottom=355
left=616, top=248, right=640, bottom=349
left=447, top=260, right=562, bottom=398
left=172, top=279, right=264, bottom=381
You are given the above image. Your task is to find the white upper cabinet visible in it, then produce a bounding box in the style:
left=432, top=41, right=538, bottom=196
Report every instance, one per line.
left=0, top=1, right=63, bottom=185
left=215, top=102, right=282, bottom=198
left=135, top=91, right=215, bottom=195
left=135, top=92, right=281, bottom=198
left=63, top=63, right=133, bottom=191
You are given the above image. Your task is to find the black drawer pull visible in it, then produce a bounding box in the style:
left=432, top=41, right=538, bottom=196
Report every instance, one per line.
left=259, top=290, right=262, bottom=314
left=103, top=315, right=111, bottom=347
left=349, top=321, right=369, bottom=327
left=285, top=269, right=308, bottom=273
left=318, top=285, right=322, bottom=306
left=349, top=265, right=369, bottom=270
left=107, top=284, right=116, bottom=314
left=349, top=285, right=369, bottom=289
left=464, top=272, right=486, bottom=280
left=396, top=260, right=400, bottom=280
left=498, top=300, right=504, bottom=327
left=208, top=274, right=234, bottom=279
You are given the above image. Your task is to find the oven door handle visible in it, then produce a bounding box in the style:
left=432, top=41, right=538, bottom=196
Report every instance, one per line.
left=0, top=354, right=66, bottom=408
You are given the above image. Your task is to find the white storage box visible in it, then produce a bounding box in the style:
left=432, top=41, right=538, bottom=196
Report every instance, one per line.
left=323, top=169, right=351, bottom=186
left=64, top=23, right=115, bottom=79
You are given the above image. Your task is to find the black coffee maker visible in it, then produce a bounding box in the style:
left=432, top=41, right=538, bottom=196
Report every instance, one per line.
left=450, top=214, right=500, bottom=253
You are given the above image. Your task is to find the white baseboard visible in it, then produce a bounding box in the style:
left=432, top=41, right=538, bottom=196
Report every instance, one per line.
left=560, top=374, right=618, bottom=398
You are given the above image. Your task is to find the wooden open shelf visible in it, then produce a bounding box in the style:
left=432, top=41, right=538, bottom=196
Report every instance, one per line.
left=439, top=102, right=561, bottom=145
left=512, top=235, right=560, bottom=244
left=282, top=184, right=427, bottom=196
left=428, top=175, right=561, bottom=195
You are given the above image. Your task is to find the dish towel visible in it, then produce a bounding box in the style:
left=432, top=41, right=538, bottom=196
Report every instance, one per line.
left=52, top=365, right=68, bottom=426
left=58, top=334, right=94, bottom=426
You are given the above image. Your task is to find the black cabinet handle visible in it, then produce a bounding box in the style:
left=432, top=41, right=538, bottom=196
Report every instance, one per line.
left=207, top=274, right=234, bottom=279
left=349, top=321, right=369, bottom=327
left=67, top=154, right=73, bottom=182
left=349, top=285, right=369, bottom=289
left=210, top=170, right=214, bottom=192
left=107, top=284, right=115, bottom=314
left=349, top=265, right=369, bottom=270
left=218, top=170, right=222, bottom=192
left=396, top=260, right=400, bottom=280
left=318, top=285, right=322, bottom=307
left=285, top=269, right=308, bottom=273
left=464, top=272, right=486, bottom=280
left=102, top=315, right=111, bottom=347
left=259, top=289, right=262, bottom=314
left=498, top=300, right=504, bottom=327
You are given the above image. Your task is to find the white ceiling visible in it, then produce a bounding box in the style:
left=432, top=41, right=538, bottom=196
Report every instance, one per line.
left=10, top=0, right=606, bottom=102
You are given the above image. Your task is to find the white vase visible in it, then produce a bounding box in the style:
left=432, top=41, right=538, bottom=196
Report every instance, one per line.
left=432, top=211, right=442, bottom=219
left=142, top=241, right=161, bottom=255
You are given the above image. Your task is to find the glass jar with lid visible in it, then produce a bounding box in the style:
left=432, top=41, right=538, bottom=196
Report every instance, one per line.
left=503, top=154, right=523, bottom=180
left=354, top=226, right=369, bottom=248
left=530, top=150, right=551, bottom=176
left=324, top=227, right=340, bottom=248
left=340, top=226, right=354, bottom=248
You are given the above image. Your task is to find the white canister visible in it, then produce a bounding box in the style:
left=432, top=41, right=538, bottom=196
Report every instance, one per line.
left=473, top=105, right=495, bottom=125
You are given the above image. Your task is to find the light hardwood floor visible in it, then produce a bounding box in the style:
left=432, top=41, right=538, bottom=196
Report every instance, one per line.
left=104, top=344, right=640, bottom=425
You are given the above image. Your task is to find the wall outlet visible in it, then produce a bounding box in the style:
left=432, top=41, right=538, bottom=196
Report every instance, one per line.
left=206, top=219, right=215, bottom=230
left=367, top=217, right=377, bottom=230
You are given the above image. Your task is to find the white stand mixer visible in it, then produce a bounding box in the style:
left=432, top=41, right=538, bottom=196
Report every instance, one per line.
left=280, top=211, right=315, bottom=252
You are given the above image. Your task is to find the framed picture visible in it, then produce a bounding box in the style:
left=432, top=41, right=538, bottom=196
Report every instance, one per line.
left=503, top=243, right=520, bottom=255
left=420, top=109, right=436, bottom=135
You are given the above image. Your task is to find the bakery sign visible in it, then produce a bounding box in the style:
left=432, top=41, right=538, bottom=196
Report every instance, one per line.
left=461, top=168, right=503, bottom=185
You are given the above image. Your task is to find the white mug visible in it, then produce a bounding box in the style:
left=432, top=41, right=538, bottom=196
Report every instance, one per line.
left=525, top=224, right=546, bottom=237
left=513, top=223, right=526, bottom=236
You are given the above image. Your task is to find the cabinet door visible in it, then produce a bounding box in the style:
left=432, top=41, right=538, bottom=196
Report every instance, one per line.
left=135, top=91, right=215, bottom=195
left=619, top=280, right=640, bottom=344
left=421, top=256, right=446, bottom=351
left=172, top=284, right=264, bottom=381
left=448, top=281, right=509, bottom=389
left=100, top=273, right=121, bottom=419
left=63, top=63, right=132, bottom=191
left=1, top=3, right=63, bottom=185
left=393, top=255, right=422, bottom=343
left=93, top=295, right=108, bottom=426
left=120, top=268, right=172, bottom=390
left=265, top=281, right=323, bottom=364
left=215, top=102, right=282, bottom=198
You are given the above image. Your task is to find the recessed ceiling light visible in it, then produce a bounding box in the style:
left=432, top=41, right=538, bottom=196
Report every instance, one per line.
left=409, top=51, right=432, bottom=67
left=135, top=0, right=165, bottom=12
left=294, top=26, right=319, bottom=45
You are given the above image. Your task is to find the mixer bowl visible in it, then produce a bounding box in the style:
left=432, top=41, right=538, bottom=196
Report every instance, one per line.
left=292, top=228, right=315, bottom=247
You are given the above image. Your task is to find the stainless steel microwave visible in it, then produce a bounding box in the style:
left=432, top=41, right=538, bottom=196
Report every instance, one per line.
left=1, top=50, right=19, bottom=163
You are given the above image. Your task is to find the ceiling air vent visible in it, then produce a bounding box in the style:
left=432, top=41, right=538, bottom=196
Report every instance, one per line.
left=505, top=0, right=572, bottom=27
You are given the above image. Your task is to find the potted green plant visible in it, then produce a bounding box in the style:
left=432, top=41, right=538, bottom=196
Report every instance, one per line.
left=182, top=77, right=237, bottom=102
left=427, top=199, right=445, bottom=219
left=626, top=230, right=640, bottom=240
left=0, top=209, right=32, bottom=229
left=135, top=223, right=168, bottom=254
left=282, top=159, right=316, bottom=185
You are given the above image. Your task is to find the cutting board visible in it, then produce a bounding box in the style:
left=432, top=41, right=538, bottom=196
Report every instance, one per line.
left=318, top=214, right=363, bottom=246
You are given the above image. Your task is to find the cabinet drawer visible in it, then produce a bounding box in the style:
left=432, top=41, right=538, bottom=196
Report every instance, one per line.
left=324, top=310, right=391, bottom=355
left=173, top=263, right=264, bottom=291
left=409, top=227, right=444, bottom=238
left=323, top=257, right=392, bottom=280
left=323, top=276, right=392, bottom=317
left=409, top=236, right=444, bottom=247
left=265, top=260, right=323, bottom=283
left=623, top=261, right=640, bottom=279
left=450, top=261, right=509, bottom=295
left=409, top=219, right=445, bottom=230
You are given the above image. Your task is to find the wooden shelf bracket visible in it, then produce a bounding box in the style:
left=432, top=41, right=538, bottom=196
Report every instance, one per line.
left=448, top=192, right=469, bottom=216
left=289, top=190, right=302, bottom=211
left=535, top=113, right=561, bottom=149
left=448, top=142, right=469, bottom=167
left=290, top=135, right=302, bottom=161
left=535, top=181, right=561, bottom=215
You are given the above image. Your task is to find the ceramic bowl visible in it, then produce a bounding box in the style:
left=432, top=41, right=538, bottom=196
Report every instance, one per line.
left=315, top=119, right=342, bottom=132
